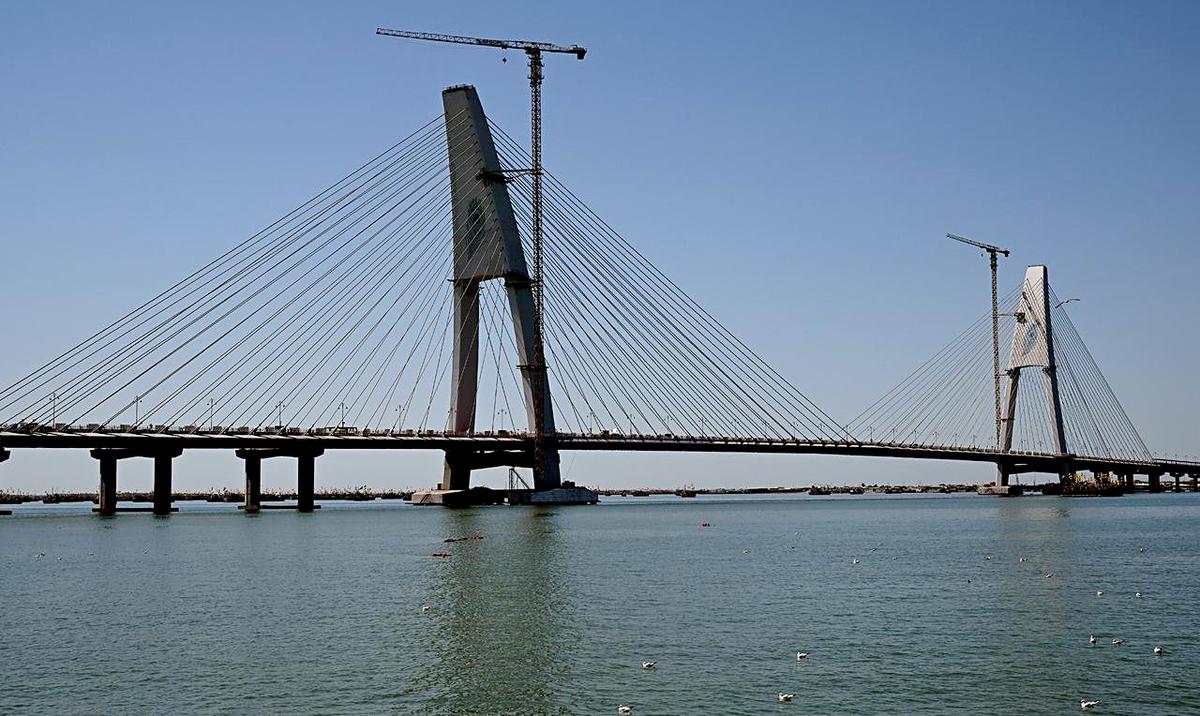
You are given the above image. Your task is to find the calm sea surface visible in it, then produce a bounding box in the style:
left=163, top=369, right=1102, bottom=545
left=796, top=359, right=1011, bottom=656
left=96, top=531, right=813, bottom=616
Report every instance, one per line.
left=1, top=492, right=1198, bottom=714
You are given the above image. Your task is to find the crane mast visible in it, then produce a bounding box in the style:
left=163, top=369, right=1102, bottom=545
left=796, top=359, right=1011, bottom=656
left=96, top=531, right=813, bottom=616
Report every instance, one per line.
left=947, top=233, right=1011, bottom=451
left=377, top=27, right=586, bottom=486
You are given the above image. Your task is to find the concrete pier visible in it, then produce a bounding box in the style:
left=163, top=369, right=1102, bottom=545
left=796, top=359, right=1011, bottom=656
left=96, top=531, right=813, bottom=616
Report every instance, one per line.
left=0, top=447, right=10, bottom=464
left=153, top=455, right=173, bottom=515
left=1148, top=472, right=1162, bottom=493
left=297, top=453, right=315, bottom=512
left=90, top=448, right=181, bottom=516
left=1193, top=474, right=1198, bottom=492
left=235, top=447, right=322, bottom=512
left=98, top=454, right=117, bottom=516
left=1122, top=472, right=1134, bottom=491
left=242, top=455, right=261, bottom=513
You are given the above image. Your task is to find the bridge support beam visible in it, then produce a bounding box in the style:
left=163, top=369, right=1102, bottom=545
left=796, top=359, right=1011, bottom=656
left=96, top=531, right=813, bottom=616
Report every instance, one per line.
left=297, top=453, right=315, bottom=512
left=235, top=448, right=323, bottom=512
left=153, top=454, right=174, bottom=516
left=242, top=454, right=261, bottom=513
left=90, top=448, right=182, bottom=516
left=97, top=454, right=117, bottom=516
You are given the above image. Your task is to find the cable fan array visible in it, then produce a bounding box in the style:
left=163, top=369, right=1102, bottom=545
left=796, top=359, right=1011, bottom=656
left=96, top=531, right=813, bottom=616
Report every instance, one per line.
left=848, top=278, right=1152, bottom=463
left=0, top=111, right=851, bottom=443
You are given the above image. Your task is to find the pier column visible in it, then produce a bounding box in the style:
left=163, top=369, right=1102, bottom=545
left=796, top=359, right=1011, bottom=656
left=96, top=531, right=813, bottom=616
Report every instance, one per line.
left=1192, top=474, right=1198, bottom=492
left=0, top=447, right=10, bottom=464
left=153, top=454, right=174, bottom=515
left=243, top=456, right=261, bottom=513
left=1148, top=472, right=1162, bottom=493
left=1174, top=474, right=1182, bottom=492
left=297, top=453, right=315, bottom=512
left=996, top=463, right=1009, bottom=487
left=1122, top=472, right=1134, bottom=491
left=97, top=455, right=117, bottom=516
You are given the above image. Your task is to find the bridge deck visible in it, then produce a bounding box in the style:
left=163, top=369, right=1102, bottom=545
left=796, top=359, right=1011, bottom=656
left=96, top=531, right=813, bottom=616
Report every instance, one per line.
left=1, top=430, right=1192, bottom=475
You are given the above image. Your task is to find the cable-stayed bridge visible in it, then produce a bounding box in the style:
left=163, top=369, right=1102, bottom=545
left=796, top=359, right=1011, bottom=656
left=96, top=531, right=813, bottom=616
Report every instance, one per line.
left=0, top=86, right=1195, bottom=512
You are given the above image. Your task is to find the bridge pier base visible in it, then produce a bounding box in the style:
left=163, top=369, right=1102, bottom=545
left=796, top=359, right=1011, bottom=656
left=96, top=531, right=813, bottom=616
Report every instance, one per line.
left=1174, top=474, right=1182, bottom=492
left=90, top=448, right=181, bottom=515
left=242, top=455, right=261, bottom=513
left=0, top=447, right=9, bottom=464
left=1192, top=474, right=1198, bottom=493
left=297, top=453, right=315, bottom=512
left=235, top=448, right=322, bottom=512
left=1148, top=472, right=1162, bottom=493
left=1122, top=473, right=1134, bottom=491
left=153, top=455, right=173, bottom=516
left=97, top=454, right=117, bottom=516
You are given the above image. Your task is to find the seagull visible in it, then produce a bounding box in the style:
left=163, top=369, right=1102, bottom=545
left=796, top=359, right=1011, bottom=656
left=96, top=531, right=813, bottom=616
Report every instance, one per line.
left=618, top=706, right=632, bottom=715
left=851, top=558, right=861, bottom=565
left=1154, top=646, right=1163, bottom=656
left=1139, top=546, right=1147, bottom=553
left=1111, top=639, right=1123, bottom=646
left=1135, top=592, right=1143, bottom=598
left=641, top=661, right=656, bottom=670
left=1080, top=699, right=1102, bottom=710
left=1045, top=572, right=1055, bottom=578
left=1096, top=591, right=1104, bottom=597
left=796, top=652, right=809, bottom=660
left=985, top=554, right=993, bottom=560
left=421, top=605, right=431, bottom=613
left=1089, top=635, right=1096, bottom=645
left=777, top=693, right=794, bottom=703
left=1019, top=557, right=1027, bottom=563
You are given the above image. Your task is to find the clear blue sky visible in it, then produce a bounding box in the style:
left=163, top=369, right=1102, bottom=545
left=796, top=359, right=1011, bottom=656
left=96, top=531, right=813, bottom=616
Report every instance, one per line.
left=1, top=1, right=1196, bottom=492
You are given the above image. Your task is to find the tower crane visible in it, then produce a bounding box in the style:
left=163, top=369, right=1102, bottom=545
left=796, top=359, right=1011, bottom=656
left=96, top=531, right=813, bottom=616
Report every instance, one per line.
left=376, top=27, right=587, bottom=484
left=947, top=233, right=1010, bottom=451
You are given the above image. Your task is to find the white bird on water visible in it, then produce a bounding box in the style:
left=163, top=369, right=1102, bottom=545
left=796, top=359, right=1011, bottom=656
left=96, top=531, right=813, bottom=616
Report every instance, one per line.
left=777, top=693, right=794, bottom=703
left=1045, top=572, right=1055, bottom=578
left=1089, top=635, right=1096, bottom=645
left=1154, top=646, right=1164, bottom=656
left=796, top=652, right=809, bottom=660
left=1111, top=639, right=1123, bottom=646
left=618, top=706, right=632, bottom=715
left=421, top=605, right=431, bottom=613
left=851, top=558, right=861, bottom=565
left=641, top=661, right=656, bottom=670
left=1096, top=590, right=1104, bottom=596
left=1080, top=699, right=1102, bottom=710
left=1135, top=592, right=1143, bottom=598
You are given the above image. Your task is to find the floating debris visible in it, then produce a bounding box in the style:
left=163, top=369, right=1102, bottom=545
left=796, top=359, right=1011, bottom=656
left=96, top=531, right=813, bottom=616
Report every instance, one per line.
left=443, top=534, right=485, bottom=543
left=431, top=552, right=452, bottom=558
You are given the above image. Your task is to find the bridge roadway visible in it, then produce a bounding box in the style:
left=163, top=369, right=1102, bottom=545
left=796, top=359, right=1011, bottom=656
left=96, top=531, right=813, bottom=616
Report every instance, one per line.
left=2, top=428, right=1196, bottom=478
